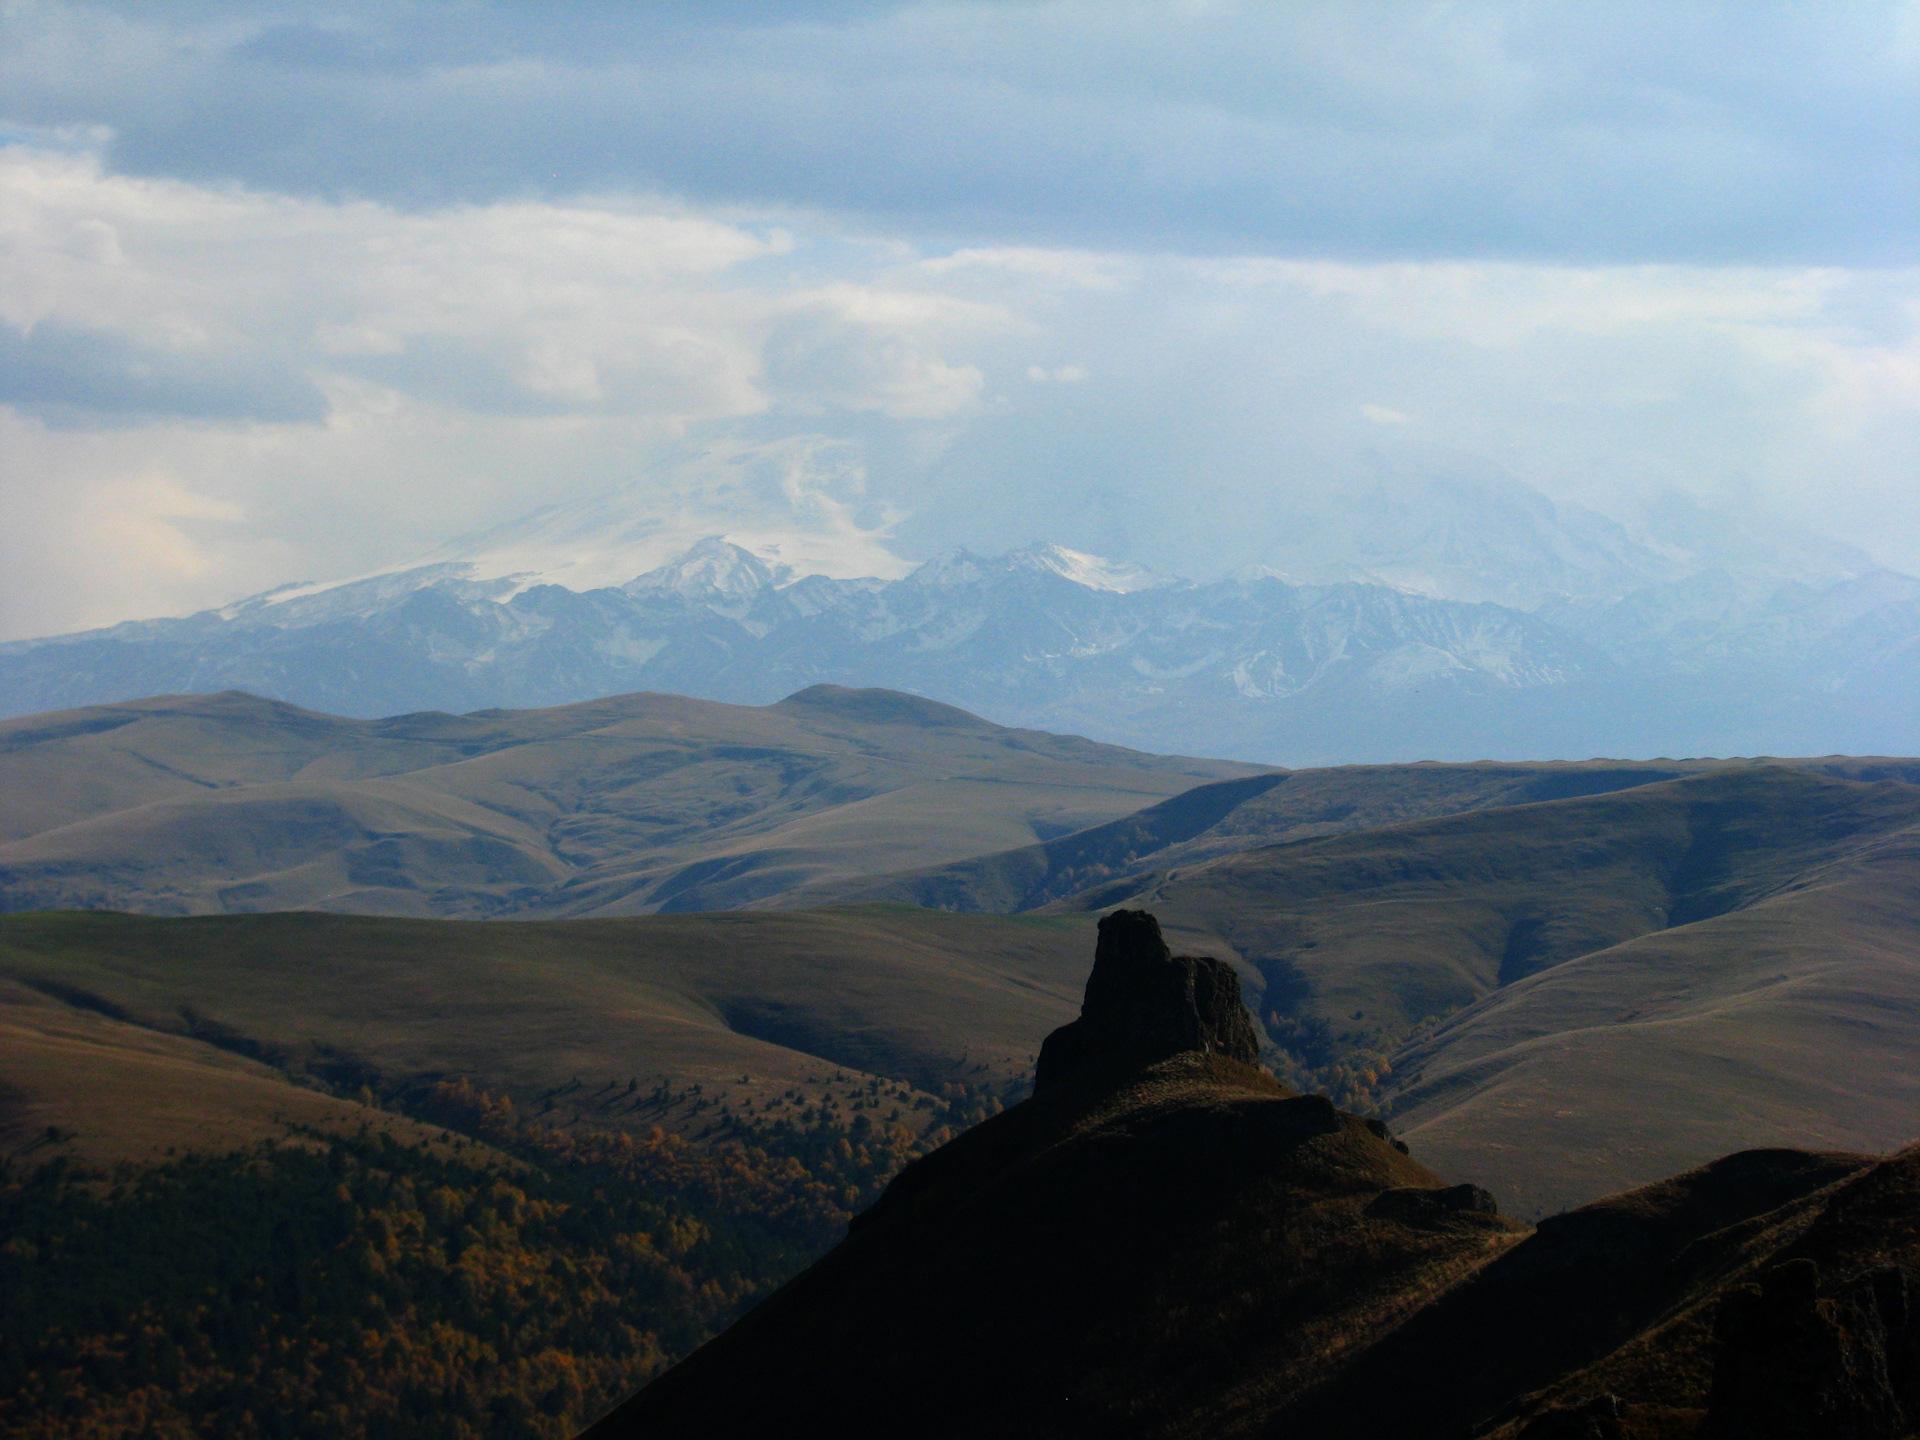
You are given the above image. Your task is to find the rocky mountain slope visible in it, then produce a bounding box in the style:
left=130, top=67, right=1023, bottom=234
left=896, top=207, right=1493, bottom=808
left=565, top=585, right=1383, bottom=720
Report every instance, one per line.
left=587, top=910, right=1920, bottom=1440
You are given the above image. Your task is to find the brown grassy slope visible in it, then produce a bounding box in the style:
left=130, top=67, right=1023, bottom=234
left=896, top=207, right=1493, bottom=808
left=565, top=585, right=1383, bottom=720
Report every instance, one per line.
left=778, top=760, right=1715, bottom=913
left=1390, top=814, right=1920, bottom=1219
left=0, top=906, right=1096, bottom=1136
left=0, top=687, right=1258, bottom=918
left=771, top=758, right=1920, bottom=917
left=1042, top=766, right=1920, bottom=1215
left=586, top=1052, right=1527, bottom=1440
left=0, top=976, right=460, bottom=1172
left=1062, top=766, right=1920, bottom=1034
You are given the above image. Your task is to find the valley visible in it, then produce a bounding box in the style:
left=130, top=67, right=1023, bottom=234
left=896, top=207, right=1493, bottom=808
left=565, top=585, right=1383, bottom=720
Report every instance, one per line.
left=6, top=687, right=1920, bottom=1437
left=6, top=696, right=1919, bottom=1221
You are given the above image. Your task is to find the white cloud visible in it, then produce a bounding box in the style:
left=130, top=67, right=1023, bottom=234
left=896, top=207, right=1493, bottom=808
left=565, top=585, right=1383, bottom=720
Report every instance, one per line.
left=0, top=143, right=1011, bottom=429
left=1, top=138, right=1917, bottom=641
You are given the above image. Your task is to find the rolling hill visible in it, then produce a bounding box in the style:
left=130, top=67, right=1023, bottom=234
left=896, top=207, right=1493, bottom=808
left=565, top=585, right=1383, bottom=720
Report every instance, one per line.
left=1057, top=763, right=1920, bottom=1215
left=0, top=686, right=1258, bottom=918
left=0, top=973, right=462, bottom=1171
left=0, top=905, right=1098, bottom=1167
left=9, top=757, right=1920, bottom=1223
left=783, top=758, right=1731, bottom=913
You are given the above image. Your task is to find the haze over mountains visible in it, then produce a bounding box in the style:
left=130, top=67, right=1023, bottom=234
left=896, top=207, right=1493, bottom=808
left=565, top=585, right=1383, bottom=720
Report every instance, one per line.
left=6, top=469, right=1915, bottom=763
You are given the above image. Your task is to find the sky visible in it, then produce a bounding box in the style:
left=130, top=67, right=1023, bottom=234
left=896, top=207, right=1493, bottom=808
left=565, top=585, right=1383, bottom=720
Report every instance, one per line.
left=2, top=0, right=1917, bottom=639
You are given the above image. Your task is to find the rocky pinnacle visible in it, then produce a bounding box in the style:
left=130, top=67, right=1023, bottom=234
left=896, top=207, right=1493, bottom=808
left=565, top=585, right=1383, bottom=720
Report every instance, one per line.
left=1033, top=909, right=1261, bottom=1095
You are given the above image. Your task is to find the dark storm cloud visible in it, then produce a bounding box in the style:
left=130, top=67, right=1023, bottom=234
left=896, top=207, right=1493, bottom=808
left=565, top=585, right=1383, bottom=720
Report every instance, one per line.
left=4, top=1, right=1915, bottom=264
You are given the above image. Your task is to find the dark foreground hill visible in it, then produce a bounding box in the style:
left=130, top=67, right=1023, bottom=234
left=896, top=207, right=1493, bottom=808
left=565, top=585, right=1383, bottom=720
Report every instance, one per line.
left=588, top=911, right=1920, bottom=1440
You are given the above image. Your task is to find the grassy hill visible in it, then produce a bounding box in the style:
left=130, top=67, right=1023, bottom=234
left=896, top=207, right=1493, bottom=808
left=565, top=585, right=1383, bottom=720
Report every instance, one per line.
left=785, top=755, right=1920, bottom=915
left=1386, top=808, right=1920, bottom=1219
left=0, top=905, right=1098, bottom=1168
left=782, top=759, right=1718, bottom=912
left=10, top=761, right=1920, bottom=1218
left=1057, top=764, right=1920, bottom=1216
left=0, top=687, right=1258, bottom=919
left=0, top=974, right=465, bottom=1171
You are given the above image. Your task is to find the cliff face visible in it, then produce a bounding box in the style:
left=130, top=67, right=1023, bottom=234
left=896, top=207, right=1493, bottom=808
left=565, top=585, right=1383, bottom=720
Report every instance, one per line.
left=580, top=911, right=1920, bottom=1440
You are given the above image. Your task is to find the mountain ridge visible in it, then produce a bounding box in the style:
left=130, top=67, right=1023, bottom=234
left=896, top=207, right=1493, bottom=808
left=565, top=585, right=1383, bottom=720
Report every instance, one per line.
left=7, top=504, right=1916, bottom=761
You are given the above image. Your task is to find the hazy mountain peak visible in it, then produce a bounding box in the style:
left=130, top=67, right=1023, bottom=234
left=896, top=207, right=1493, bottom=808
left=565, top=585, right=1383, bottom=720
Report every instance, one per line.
left=622, top=537, right=785, bottom=614
left=1006, top=543, right=1177, bottom=593
left=903, top=548, right=996, bottom=588
left=1257, top=466, right=1684, bottom=610
left=906, top=543, right=1175, bottom=593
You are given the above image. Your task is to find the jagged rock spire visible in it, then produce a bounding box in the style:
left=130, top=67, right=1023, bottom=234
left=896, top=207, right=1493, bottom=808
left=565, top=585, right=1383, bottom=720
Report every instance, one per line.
left=1033, top=909, right=1261, bottom=1095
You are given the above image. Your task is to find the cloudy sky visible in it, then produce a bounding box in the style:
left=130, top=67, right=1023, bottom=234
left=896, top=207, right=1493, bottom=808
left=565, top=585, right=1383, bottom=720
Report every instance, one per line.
left=2, top=0, right=1916, bottom=639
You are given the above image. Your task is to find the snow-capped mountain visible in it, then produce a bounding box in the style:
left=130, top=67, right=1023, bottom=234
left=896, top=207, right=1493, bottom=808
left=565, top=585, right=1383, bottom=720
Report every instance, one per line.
left=3, top=463, right=1913, bottom=763
left=6, top=521, right=1917, bottom=761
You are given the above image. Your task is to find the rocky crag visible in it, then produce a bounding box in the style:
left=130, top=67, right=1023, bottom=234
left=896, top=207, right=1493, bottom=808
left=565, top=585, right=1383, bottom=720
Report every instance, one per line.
left=580, top=911, right=1920, bottom=1439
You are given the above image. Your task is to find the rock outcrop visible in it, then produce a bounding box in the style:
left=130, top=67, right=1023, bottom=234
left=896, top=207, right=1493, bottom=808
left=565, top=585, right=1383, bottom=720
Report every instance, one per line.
left=583, top=909, right=1520, bottom=1440
left=1032, top=908, right=1261, bottom=1095
left=579, top=911, right=1920, bottom=1440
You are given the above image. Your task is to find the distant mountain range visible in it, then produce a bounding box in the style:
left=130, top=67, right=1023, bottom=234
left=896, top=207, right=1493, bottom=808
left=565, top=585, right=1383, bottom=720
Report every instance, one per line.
left=6, top=472, right=1915, bottom=762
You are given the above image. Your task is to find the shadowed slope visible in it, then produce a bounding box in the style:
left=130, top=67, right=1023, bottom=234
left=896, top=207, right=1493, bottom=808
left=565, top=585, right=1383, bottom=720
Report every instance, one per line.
left=585, top=913, right=1525, bottom=1439
left=771, top=758, right=1920, bottom=916
left=581, top=913, right=1920, bottom=1439
left=777, top=762, right=1694, bottom=912
left=1389, top=811, right=1920, bottom=1217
